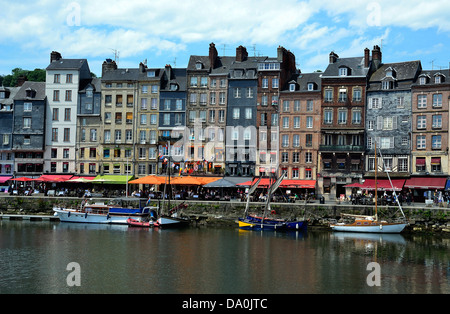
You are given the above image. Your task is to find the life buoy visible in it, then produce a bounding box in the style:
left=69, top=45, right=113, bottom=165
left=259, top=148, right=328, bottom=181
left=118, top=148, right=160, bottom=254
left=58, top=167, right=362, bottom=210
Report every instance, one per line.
left=271, top=210, right=276, bottom=215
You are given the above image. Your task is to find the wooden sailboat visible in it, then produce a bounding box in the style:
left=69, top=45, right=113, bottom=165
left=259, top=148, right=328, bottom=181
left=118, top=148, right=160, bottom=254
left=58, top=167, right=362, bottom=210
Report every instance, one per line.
left=237, top=172, right=308, bottom=231
left=330, top=142, right=408, bottom=233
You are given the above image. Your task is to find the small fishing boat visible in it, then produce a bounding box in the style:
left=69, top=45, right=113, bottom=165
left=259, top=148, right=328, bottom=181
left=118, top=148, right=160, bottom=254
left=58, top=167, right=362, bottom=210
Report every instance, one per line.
left=237, top=172, right=308, bottom=231
left=53, top=198, right=154, bottom=225
left=127, top=218, right=160, bottom=228
left=330, top=142, right=408, bottom=234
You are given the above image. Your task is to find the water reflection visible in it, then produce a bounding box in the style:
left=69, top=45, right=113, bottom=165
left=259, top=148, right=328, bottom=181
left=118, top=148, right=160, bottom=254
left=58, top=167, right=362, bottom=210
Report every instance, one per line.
left=0, top=221, right=448, bottom=294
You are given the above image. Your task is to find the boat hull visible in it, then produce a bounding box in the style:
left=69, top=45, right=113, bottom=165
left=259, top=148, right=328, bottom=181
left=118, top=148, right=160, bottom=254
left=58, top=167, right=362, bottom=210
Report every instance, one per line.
left=237, top=218, right=287, bottom=231
left=240, top=215, right=307, bottom=231
left=53, top=208, right=146, bottom=225
left=157, top=215, right=189, bottom=228
left=330, top=222, right=407, bottom=233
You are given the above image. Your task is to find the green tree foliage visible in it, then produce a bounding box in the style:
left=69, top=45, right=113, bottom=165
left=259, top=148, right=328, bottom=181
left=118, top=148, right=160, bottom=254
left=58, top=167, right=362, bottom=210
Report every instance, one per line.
left=1, top=68, right=46, bottom=87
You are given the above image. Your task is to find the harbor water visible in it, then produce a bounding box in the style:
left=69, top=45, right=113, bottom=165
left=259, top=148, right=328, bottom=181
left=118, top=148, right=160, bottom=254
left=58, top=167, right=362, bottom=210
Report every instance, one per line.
left=0, top=220, right=449, bottom=294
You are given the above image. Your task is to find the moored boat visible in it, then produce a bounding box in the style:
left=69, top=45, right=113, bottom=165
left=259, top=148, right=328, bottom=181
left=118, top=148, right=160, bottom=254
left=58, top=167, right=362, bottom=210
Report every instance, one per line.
left=53, top=198, right=155, bottom=225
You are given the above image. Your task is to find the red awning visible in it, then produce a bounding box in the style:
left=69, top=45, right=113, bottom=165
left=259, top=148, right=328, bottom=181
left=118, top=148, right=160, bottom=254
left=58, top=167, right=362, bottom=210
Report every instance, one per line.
left=0, top=176, right=12, bottom=183
left=35, top=175, right=74, bottom=182
left=279, top=179, right=316, bottom=189
left=348, top=179, right=405, bottom=191
left=404, top=177, right=447, bottom=189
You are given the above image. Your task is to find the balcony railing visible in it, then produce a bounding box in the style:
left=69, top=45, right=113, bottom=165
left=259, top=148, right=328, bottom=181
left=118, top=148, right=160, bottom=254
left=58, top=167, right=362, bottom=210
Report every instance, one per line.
left=319, top=145, right=364, bottom=152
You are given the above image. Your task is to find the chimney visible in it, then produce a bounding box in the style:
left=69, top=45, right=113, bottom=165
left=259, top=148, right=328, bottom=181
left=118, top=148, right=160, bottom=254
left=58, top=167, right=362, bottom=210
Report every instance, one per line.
left=165, top=64, right=172, bottom=80
left=102, top=59, right=118, bottom=76
left=236, top=45, right=248, bottom=62
left=372, top=45, right=382, bottom=68
left=329, top=51, right=339, bottom=64
left=17, top=75, right=27, bottom=87
left=50, top=51, right=62, bottom=63
left=364, top=48, right=370, bottom=68
left=209, top=43, right=218, bottom=69
left=139, top=62, right=147, bottom=73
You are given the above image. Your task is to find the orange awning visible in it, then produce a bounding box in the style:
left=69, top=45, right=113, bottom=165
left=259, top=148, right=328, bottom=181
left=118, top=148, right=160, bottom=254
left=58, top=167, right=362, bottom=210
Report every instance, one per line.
left=129, top=175, right=166, bottom=185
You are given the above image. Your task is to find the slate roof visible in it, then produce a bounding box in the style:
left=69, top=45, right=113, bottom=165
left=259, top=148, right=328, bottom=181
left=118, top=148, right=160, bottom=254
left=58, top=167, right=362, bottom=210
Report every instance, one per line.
left=296, top=72, right=322, bottom=92
left=79, top=77, right=101, bottom=93
left=412, top=69, right=450, bottom=87
left=0, top=86, right=21, bottom=105
left=14, top=81, right=46, bottom=100
left=101, top=68, right=140, bottom=81
left=323, top=56, right=369, bottom=77
left=368, top=60, right=421, bottom=91
left=160, top=68, right=187, bottom=92
left=46, top=58, right=88, bottom=70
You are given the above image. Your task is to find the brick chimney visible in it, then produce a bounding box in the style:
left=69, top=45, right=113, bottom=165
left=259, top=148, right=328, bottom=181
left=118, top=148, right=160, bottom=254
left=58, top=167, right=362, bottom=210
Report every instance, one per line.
left=372, top=45, right=382, bottom=69
left=165, top=64, right=172, bottom=81
left=17, top=75, right=27, bottom=87
left=236, top=45, right=248, bottom=62
left=50, top=51, right=62, bottom=63
left=102, top=59, right=118, bottom=76
left=364, top=48, right=370, bottom=68
left=329, top=51, right=339, bottom=64
left=209, top=43, right=218, bottom=69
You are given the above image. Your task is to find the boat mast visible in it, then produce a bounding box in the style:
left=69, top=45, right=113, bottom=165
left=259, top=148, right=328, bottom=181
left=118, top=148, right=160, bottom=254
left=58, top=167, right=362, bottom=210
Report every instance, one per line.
left=374, top=141, right=378, bottom=221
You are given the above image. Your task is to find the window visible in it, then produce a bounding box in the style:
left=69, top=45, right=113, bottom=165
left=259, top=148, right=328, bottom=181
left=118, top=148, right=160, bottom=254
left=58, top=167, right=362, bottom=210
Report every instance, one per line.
left=338, top=110, right=347, bottom=124
left=306, top=116, right=313, bottom=128
left=419, top=77, right=426, bottom=85
left=307, top=83, right=314, bottom=91
left=233, top=108, right=240, bottom=119
left=115, top=130, right=122, bottom=142
left=200, top=77, right=208, bottom=87
left=417, top=95, right=427, bottom=108
left=432, top=115, right=442, bottom=128
left=53, top=90, right=60, bottom=101
left=282, top=135, right=289, bottom=147
left=54, top=74, right=60, bottom=83
left=380, top=137, right=394, bottom=149
left=293, top=134, right=300, bottom=147
left=293, top=116, right=300, bottom=128
left=64, top=108, right=71, bottom=121
left=66, top=74, right=73, bottom=83
left=306, top=100, right=313, bottom=112
left=324, top=109, right=332, bottom=124
left=432, top=135, right=441, bottom=149
left=325, top=89, right=333, bottom=102
left=292, top=168, right=299, bottom=179
left=305, top=152, right=312, bottom=163
left=292, top=152, right=299, bottom=163
left=246, top=87, right=253, bottom=98
left=398, top=158, right=408, bottom=172
left=262, top=78, right=268, bottom=88
left=282, top=117, right=289, bottom=128
left=52, top=128, right=58, bottom=142
left=283, top=100, right=290, bottom=112
left=338, top=89, right=347, bottom=102
left=65, top=90, right=72, bottom=101
left=245, top=108, right=252, bottom=119
left=24, top=102, right=32, bottom=111
left=23, top=117, right=31, bottom=128
left=63, top=128, right=70, bottom=142
left=234, top=88, right=241, bottom=98
left=369, top=97, right=382, bottom=109
left=433, top=94, right=442, bottom=107
left=353, top=88, right=362, bottom=102
left=272, top=78, right=279, bottom=89
left=52, top=108, right=59, bottom=121
left=289, top=83, right=296, bottom=91
left=417, top=115, right=426, bottom=129
left=190, top=77, right=197, bottom=87
left=306, top=134, right=313, bottom=147
left=294, top=100, right=300, bottom=111
left=416, top=135, right=426, bottom=149
left=352, top=110, right=361, bottom=124
left=339, top=68, right=348, bottom=76
left=416, top=157, right=426, bottom=172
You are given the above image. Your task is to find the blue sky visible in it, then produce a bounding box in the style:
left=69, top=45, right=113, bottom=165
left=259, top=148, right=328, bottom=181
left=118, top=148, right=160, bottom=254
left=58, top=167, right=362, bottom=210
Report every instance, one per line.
left=0, top=0, right=449, bottom=77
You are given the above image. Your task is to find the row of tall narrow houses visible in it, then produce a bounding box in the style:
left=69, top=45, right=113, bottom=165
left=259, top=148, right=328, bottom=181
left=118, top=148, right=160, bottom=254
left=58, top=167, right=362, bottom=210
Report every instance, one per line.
left=1, top=44, right=450, bottom=199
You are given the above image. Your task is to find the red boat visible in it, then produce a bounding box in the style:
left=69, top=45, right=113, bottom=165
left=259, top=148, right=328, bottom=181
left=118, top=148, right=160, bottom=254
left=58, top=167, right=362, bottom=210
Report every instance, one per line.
left=127, top=218, right=160, bottom=228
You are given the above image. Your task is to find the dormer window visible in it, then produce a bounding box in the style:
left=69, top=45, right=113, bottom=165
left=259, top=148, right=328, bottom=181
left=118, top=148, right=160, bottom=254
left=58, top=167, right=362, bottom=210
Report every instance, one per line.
left=289, top=83, right=296, bottom=92
left=86, top=86, right=93, bottom=98
left=170, top=83, right=178, bottom=91
left=339, top=67, right=348, bottom=76
left=434, top=73, right=444, bottom=84
left=196, top=62, right=203, bottom=70
left=385, top=67, right=396, bottom=78
left=382, top=80, right=394, bottom=90
left=26, top=88, right=36, bottom=98
left=147, top=70, right=156, bottom=77
left=307, top=83, right=315, bottom=91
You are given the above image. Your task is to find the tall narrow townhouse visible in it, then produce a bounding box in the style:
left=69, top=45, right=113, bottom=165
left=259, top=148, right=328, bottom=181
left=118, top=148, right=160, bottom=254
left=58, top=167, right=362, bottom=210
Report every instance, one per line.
left=278, top=72, right=322, bottom=184
left=45, top=51, right=92, bottom=174
left=0, top=86, right=20, bottom=179
left=12, top=82, right=46, bottom=178
left=159, top=65, right=187, bottom=174
left=226, top=46, right=260, bottom=177
left=76, top=77, right=102, bottom=175
left=365, top=57, right=421, bottom=188
left=186, top=43, right=232, bottom=175
left=256, top=46, right=297, bottom=177
left=408, top=69, right=450, bottom=195
left=136, top=62, right=163, bottom=177
left=318, top=49, right=371, bottom=200
left=100, top=59, right=139, bottom=176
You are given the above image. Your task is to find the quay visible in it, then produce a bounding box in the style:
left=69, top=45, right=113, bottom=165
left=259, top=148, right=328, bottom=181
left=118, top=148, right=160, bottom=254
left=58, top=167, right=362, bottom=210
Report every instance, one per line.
left=1, top=195, right=450, bottom=233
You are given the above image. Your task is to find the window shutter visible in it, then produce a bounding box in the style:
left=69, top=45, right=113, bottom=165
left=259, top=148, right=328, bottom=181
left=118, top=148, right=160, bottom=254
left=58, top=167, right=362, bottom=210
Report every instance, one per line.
left=392, top=116, right=397, bottom=129
left=377, top=116, right=383, bottom=130
left=390, top=137, right=394, bottom=148
left=368, top=98, right=373, bottom=109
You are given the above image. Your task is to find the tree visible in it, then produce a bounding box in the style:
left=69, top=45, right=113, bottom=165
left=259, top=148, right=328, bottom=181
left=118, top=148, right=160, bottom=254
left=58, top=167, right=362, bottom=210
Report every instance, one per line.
left=1, top=68, right=46, bottom=86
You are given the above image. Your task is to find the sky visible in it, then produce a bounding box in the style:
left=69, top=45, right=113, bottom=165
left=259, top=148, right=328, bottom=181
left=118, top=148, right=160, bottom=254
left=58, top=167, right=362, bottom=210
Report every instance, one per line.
left=1, top=0, right=450, bottom=77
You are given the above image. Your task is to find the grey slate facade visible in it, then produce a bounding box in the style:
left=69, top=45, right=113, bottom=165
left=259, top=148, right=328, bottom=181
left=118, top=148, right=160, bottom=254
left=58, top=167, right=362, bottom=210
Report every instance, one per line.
left=12, top=82, right=47, bottom=176
left=365, top=61, right=421, bottom=177
left=0, top=86, right=20, bottom=176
